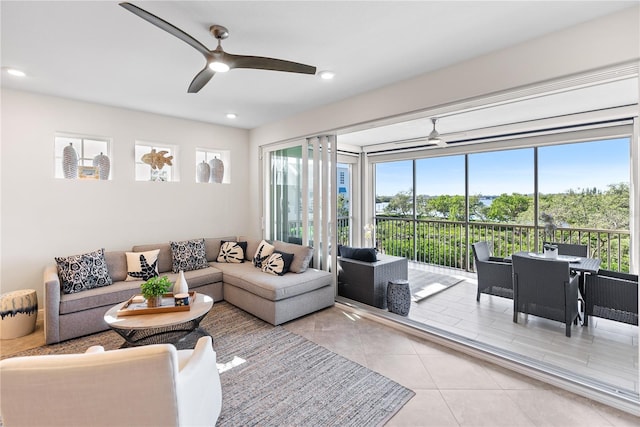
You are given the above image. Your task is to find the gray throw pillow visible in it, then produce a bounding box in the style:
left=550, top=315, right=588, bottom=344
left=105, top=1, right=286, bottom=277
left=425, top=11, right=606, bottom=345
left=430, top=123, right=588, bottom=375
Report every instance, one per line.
left=272, top=240, right=313, bottom=273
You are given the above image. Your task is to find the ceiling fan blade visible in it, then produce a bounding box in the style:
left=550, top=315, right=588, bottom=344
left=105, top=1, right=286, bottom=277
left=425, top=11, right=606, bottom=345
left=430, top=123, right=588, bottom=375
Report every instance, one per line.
left=119, top=2, right=211, bottom=58
left=188, top=66, right=216, bottom=93
left=226, top=53, right=317, bottom=75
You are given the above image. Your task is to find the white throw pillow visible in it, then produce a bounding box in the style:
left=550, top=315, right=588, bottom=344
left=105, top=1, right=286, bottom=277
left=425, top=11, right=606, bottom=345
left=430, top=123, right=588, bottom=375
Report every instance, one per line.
left=253, top=240, right=275, bottom=268
left=125, top=249, right=160, bottom=281
left=217, top=241, right=246, bottom=263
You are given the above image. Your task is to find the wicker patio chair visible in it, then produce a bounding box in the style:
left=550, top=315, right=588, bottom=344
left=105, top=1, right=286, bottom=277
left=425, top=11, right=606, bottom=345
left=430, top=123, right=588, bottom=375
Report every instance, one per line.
left=471, top=241, right=513, bottom=302
left=585, top=270, right=638, bottom=326
left=512, top=254, right=580, bottom=337
left=543, top=242, right=588, bottom=257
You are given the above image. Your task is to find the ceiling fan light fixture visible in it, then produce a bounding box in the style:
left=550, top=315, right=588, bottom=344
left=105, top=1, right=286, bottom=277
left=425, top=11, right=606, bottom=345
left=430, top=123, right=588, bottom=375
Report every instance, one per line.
left=209, top=61, right=230, bottom=73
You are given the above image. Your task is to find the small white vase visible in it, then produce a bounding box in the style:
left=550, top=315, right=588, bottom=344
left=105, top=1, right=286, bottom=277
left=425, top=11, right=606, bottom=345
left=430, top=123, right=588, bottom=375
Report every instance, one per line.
left=209, top=157, right=224, bottom=183
left=93, top=152, right=110, bottom=180
left=173, top=270, right=189, bottom=295
left=62, top=143, right=78, bottom=179
left=196, top=161, right=210, bottom=183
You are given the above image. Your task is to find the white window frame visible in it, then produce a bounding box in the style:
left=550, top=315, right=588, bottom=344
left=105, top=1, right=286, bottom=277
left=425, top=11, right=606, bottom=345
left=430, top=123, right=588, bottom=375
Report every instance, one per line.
left=54, top=133, right=111, bottom=179
left=195, top=148, right=231, bottom=184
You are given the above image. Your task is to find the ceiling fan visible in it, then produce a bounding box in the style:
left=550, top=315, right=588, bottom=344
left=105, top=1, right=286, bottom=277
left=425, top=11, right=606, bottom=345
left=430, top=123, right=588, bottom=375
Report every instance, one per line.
left=119, top=2, right=317, bottom=93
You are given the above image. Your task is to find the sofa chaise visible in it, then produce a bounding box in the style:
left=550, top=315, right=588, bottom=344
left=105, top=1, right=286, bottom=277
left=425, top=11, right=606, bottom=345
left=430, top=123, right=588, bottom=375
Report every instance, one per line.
left=44, top=236, right=334, bottom=344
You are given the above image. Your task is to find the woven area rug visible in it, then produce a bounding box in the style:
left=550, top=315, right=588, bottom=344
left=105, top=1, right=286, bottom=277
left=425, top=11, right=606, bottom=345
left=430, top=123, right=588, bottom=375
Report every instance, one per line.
left=409, top=270, right=466, bottom=302
left=2, top=302, right=414, bottom=427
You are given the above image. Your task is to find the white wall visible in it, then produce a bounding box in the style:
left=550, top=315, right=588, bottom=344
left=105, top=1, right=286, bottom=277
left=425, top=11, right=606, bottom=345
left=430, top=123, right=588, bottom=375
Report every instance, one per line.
left=247, top=6, right=640, bottom=239
left=1, top=89, right=250, bottom=301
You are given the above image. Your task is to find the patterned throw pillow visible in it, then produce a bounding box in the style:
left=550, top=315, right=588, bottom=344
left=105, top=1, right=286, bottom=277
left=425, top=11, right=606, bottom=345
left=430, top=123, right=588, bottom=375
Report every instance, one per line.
left=170, top=239, right=209, bottom=273
left=125, top=249, right=160, bottom=281
left=55, top=248, right=113, bottom=294
left=253, top=240, right=275, bottom=268
left=262, top=251, right=295, bottom=276
left=217, top=241, right=247, bottom=263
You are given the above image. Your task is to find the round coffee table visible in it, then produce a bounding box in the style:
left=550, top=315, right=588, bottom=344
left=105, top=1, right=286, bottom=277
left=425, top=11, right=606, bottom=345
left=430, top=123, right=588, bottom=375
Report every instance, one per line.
left=104, top=293, right=213, bottom=349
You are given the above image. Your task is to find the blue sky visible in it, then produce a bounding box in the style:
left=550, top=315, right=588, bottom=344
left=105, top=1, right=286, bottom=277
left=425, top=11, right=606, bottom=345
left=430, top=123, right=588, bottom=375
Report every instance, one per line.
left=375, top=138, right=630, bottom=197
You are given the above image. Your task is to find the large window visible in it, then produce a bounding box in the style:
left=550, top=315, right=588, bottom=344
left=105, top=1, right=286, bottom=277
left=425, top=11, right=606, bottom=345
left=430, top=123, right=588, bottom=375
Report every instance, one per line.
left=538, top=138, right=631, bottom=270
left=372, top=137, right=631, bottom=271
left=375, top=160, right=413, bottom=216
left=468, top=148, right=534, bottom=224
left=416, top=155, right=465, bottom=220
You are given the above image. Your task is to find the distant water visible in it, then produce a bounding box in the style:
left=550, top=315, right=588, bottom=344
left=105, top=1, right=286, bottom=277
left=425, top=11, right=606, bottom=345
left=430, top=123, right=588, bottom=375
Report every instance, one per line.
left=479, top=197, right=494, bottom=207
left=376, top=197, right=495, bottom=214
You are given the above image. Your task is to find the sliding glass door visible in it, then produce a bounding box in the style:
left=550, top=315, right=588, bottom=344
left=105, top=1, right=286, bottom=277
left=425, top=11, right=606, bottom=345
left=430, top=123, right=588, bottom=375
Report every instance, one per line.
left=263, top=137, right=338, bottom=272
left=267, top=146, right=307, bottom=243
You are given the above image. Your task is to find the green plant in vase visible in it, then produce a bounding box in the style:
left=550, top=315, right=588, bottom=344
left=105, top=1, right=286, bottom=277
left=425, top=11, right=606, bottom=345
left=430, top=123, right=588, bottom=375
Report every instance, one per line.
left=140, top=275, right=172, bottom=307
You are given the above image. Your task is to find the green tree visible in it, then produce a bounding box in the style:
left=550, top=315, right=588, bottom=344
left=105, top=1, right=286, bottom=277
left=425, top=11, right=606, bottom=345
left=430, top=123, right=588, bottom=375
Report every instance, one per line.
left=427, top=195, right=463, bottom=220
left=384, top=190, right=413, bottom=216
left=337, top=194, right=349, bottom=218
left=416, top=194, right=430, bottom=217
left=537, top=183, right=629, bottom=229
left=425, top=195, right=484, bottom=221
left=486, top=193, right=531, bottom=222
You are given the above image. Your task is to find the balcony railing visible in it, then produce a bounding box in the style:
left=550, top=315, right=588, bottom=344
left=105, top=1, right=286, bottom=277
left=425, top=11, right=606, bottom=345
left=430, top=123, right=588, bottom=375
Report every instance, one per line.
left=374, top=216, right=631, bottom=273
left=286, top=216, right=351, bottom=246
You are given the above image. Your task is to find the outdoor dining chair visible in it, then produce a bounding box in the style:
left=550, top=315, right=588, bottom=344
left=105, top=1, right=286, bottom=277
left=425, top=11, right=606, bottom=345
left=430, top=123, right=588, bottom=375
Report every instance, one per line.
left=543, top=242, right=588, bottom=257
left=471, top=241, right=513, bottom=302
left=512, top=254, right=580, bottom=337
left=585, top=269, right=638, bottom=326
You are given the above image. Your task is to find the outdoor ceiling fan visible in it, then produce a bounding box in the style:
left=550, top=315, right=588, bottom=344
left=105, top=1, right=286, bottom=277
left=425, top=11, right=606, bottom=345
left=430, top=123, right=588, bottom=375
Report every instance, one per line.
left=119, top=2, right=317, bottom=93
left=427, top=118, right=447, bottom=146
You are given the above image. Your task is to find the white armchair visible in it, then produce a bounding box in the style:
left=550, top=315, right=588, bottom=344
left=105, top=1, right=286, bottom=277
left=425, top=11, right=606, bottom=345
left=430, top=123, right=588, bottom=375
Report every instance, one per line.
left=0, top=336, right=221, bottom=427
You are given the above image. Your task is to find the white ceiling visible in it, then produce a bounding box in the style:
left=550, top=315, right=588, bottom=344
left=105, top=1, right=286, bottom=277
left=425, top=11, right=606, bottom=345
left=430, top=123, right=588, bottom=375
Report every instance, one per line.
left=339, top=78, right=639, bottom=148
left=1, top=1, right=637, bottom=131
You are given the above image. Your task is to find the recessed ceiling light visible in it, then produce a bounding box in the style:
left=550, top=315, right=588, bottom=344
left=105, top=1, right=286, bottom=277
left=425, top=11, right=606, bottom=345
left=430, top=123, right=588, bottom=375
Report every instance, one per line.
left=6, top=68, right=26, bottom=77
left=226, top=113, right=237, bottom=119
left=319, top=71, right=335, bottom=80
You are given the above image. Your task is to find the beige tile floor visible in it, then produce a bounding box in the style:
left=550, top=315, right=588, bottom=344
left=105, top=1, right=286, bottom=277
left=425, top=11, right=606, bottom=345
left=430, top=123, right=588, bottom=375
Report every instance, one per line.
left=284, top=305, right=640, bottom=426
left=2, top=307, right=640, bottom=425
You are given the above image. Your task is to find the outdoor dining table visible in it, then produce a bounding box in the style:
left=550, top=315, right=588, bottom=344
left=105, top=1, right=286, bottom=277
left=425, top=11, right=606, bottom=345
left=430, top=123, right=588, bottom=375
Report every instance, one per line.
left=509, top=251, right=602, bottom=326
left=510, top=251, right=601, bottom=275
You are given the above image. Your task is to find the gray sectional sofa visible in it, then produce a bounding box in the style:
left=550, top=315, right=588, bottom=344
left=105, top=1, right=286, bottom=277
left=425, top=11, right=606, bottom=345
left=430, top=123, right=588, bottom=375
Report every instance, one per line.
left=44, top=236, right=334, bottom=344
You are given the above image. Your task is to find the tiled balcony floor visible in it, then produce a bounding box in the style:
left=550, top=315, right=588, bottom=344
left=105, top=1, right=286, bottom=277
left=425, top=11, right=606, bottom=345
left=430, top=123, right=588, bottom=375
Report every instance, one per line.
left=402, top=262, right=639, bottom=395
